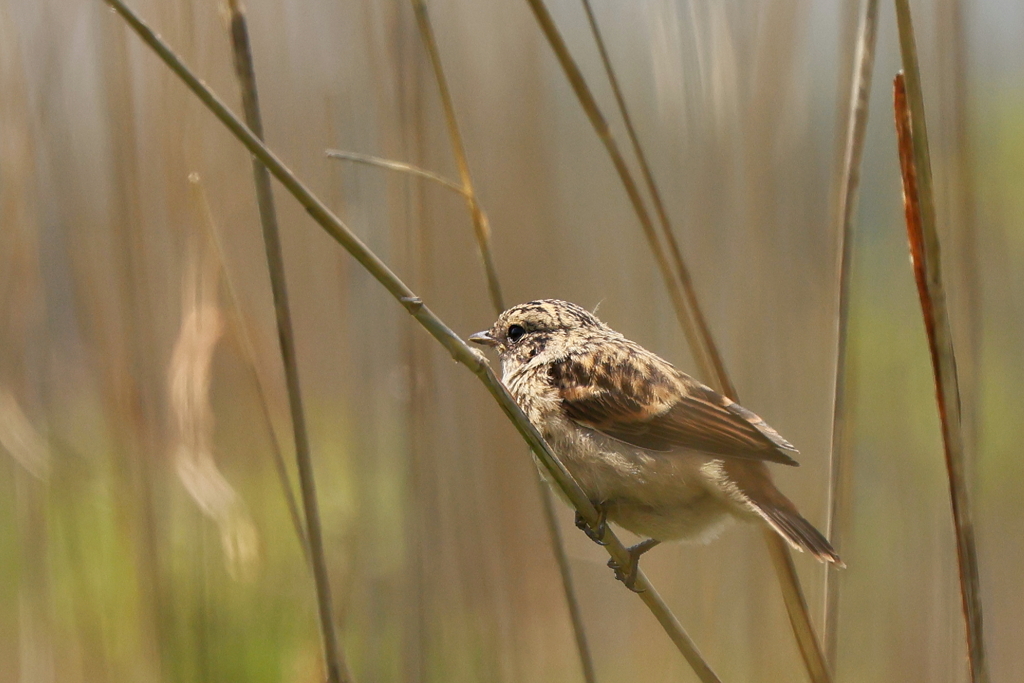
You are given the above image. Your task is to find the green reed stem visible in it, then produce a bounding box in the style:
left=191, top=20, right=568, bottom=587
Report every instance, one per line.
left=227, top=3, right=350, bottom=681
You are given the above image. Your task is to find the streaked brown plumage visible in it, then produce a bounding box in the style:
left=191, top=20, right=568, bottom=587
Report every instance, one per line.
left=470, top=299, right=841, bottom=588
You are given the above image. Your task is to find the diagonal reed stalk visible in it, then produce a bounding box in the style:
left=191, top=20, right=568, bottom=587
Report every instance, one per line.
left=407, top=2, right=596, bottom=681
left=823, top=0, right=879, bottom=669
left=100, top=1, right=721, bottom=680
left=527, top=1, right=830, bottom=680
left=893, top=66, right=988, bottom=683
left=226, top=2, right=351, bottom=681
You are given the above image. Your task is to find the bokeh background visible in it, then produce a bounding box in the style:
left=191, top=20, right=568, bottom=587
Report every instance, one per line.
left=1, top=0, right=1022, bottom=681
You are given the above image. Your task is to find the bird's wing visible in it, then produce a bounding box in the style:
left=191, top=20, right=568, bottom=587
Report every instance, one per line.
left=548, top=350, right=800, bottom=466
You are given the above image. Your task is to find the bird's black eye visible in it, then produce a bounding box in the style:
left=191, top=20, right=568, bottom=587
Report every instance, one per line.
left=507, top=324, right=526, bottom=343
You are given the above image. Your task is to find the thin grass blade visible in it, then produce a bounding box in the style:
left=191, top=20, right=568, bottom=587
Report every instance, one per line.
left=325, top=150, right=467, bottom=196
left=823, top=0, right=880, bottom=668
left=578, top=0, right=735, bottom=399
left=764, top=530, right=832, bottom=683
left=227, top=2, right=350, bottom=681
left=522, top=0, right=712, bottom=378
left=410, top=0, right=504, bottom=314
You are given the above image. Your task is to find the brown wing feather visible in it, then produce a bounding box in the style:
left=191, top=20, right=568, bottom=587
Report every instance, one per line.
left=549, top=351, right=799, bottom=466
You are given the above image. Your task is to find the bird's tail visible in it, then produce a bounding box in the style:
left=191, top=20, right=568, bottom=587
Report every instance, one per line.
left=754, top=501, right=844, bottom=566
left=724, top=460, right=843, bottom=566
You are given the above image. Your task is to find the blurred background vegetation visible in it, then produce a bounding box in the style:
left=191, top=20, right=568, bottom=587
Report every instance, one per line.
left=1, top=0, right=1022, bottom=681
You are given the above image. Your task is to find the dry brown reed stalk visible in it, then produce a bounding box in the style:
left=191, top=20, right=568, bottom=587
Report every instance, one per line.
left=226, top=2, right=351, bottom=681
left=577, top=0, right=735, bottom=401
left=520, top=0, right=712, bottom=381
left=406, top=3, right=596, bottom=680
left=411, top=8, right=514, bottom=677
left=188, top=174, right=312, bottom=566
left=409, top=0, right=503, bottom=314
left=526, top=2, right=831, bottom=680
left=100, top=2, right=721, bottom=679
left=823, top=0, right=879, bottom=669
left=169, top=235, right=260, bottom=581
left=755, top=530, right=829, bottom=683
left=893, top=70, right=988, bottom=683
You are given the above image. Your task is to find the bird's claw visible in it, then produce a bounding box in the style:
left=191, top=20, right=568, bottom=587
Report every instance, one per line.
left=607, top=538, right=660, bottom=593
left=607, top=556, right=644, bottom=592
left=575, top=505, right=608, bottom=546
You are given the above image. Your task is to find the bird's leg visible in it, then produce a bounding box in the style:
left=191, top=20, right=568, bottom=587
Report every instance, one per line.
left=575, top=503, right=608, bottom=546
left=608, top=538, right=661, bottom=592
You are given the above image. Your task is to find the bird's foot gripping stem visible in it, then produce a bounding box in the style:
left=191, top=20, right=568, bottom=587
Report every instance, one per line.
left=575, top=504, right=608, bottom=546
left=607, top=538, right=661, bottom=592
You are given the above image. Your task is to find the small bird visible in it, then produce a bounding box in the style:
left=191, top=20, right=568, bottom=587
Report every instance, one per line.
left=470, top=299, right=841, bottom=589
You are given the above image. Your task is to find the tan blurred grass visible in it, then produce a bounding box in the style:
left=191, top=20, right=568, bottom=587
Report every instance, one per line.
left=0, top=1, right=1020, bottom=682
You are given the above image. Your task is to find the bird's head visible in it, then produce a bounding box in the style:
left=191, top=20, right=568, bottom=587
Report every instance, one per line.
left=469, top=299, right=610, bottom=366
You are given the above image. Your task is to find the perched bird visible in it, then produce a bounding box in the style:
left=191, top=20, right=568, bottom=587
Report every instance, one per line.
left=470, top=299, right=841, bottom=589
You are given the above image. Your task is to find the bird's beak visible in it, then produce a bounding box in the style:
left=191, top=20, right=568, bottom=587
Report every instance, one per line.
left=468, top=330, right=498, bottom=347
